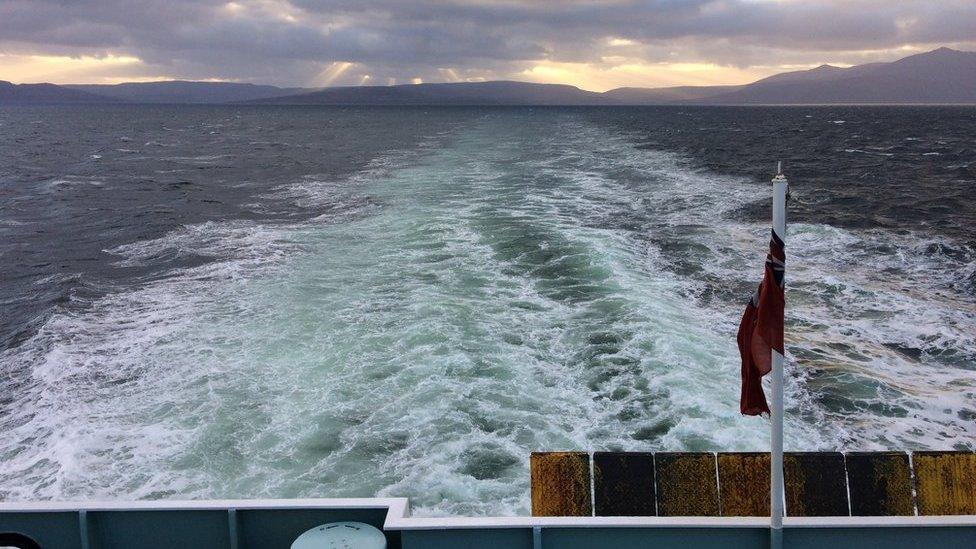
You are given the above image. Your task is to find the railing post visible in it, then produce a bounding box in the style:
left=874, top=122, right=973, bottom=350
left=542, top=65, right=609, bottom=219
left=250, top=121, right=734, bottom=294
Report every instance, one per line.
left=78, top=509, right=91, bottom=549
left=228, top=508, right=239, bottom=549
left=770, top=166, right=788, bottom=549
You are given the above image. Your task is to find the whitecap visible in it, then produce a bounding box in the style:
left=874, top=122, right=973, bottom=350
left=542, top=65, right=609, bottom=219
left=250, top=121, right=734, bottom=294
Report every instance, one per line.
left=4, top=116, right=972, bottom=515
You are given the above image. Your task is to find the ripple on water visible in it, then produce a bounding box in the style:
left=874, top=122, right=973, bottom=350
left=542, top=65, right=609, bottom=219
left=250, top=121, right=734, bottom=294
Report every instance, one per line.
left=1, top=112, right=973, bottom=514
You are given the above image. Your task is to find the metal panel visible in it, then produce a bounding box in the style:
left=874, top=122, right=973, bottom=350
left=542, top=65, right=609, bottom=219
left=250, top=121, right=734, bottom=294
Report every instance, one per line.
left=542, top=527, right=766, bottom=549
left=530, top=452, right=592, bottom=517
left=400, top=528, right=533, bottom=549
left=0, top=512, right=80, bottom=549
left=593, top=452, right=655, bottom=516
left=717, top=452, right=771, bottom=517
left=845, top=452, right=913, bottom=516
left=87, top=510, right=230, bottom=549
left=784, top=452, right=849, bottom=517
left=785, top=526, right=976, bottom=549
left=913, top=451, right=976, bottom=515
left=654, top=453, right=719, bottom=517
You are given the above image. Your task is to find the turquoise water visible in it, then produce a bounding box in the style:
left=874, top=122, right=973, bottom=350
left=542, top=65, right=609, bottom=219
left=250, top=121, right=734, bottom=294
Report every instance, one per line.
left=2, top=109, right=974, bottom=515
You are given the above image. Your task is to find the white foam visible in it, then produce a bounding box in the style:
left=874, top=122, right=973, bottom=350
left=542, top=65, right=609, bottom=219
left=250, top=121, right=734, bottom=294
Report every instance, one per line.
left=2, top=114, right=973, bottom=516
left=42, top=177, right=105, bottom=190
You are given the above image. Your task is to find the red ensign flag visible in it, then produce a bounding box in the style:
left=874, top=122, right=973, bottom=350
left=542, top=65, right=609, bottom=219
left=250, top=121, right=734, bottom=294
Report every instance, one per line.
left=737, top=230, right=785, bottom=416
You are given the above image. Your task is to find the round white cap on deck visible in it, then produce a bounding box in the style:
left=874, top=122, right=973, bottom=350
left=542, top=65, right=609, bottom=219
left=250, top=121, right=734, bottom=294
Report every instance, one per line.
left=291, top=521, right=386, bottom=549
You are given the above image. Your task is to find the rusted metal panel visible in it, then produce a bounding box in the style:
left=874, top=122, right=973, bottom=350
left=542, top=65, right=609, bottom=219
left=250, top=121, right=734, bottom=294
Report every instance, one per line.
left=845, top=452, right=914, bottom=516
left=913, top=451, right=976, bottom=515
left=654, top=453, right=719, bottom=516
left=717, top=453, right=770, bottom=517
left=593, top=452, right=656, bottom=516
left=530, top=452, right=592, bottom=517
left=783, top=452, right=849, bottom=517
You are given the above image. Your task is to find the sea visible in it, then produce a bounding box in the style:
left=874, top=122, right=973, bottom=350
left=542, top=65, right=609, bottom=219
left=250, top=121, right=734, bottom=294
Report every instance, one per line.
left=1, top=105, right=974, bottom=516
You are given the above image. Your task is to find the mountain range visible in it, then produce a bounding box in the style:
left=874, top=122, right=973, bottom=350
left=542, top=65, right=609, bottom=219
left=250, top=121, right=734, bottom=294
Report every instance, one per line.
left=0, top=80, right=118, bottom=104
left=249, top=81, right=608, bottom=106
left=65, top=80, right=311, bottom=104
left=2, top=47, right=974, bottom=106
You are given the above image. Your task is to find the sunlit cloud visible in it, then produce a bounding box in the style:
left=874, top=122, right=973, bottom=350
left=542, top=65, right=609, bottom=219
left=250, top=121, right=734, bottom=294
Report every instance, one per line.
left=222, top=0, right=301, bottom=22
left=607, top=38, right=639, bottom=47
left=520, top=60, right=774, bottom=92
left=0, top=54, right=145, bottom=84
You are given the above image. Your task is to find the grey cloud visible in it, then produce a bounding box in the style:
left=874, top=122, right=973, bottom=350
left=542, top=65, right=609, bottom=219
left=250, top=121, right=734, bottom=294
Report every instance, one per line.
left=1, top=0, right=974, bottom=86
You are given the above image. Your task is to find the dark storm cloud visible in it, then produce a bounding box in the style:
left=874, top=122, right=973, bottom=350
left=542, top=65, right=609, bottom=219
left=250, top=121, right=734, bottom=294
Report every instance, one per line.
left=1, top=0, right=974, bottom=85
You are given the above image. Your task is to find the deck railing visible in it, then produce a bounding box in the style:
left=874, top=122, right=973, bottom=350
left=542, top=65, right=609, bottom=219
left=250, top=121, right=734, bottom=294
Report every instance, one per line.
left=1, top=451, right=974, bottom=548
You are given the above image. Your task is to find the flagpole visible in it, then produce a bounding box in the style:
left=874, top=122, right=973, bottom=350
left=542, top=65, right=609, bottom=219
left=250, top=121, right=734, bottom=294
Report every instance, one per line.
left=770, top=163, right=787, bottom=549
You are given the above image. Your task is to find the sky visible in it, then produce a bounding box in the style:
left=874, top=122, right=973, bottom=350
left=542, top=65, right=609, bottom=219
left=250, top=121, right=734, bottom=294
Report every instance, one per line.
left=1, top=1, right=975, bottom=92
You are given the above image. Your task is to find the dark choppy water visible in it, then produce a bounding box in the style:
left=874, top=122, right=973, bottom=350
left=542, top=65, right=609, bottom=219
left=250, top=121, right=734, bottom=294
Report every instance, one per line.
left=1, top=105, right=974, bottom=515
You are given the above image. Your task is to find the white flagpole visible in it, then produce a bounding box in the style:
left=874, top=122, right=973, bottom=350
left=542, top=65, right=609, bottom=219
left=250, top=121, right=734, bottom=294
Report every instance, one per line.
left=770, top=163, right=787, bottom=549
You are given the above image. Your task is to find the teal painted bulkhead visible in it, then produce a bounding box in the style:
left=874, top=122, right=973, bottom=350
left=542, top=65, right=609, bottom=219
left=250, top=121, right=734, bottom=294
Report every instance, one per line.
left=0, top=507, right=398, bottom=549
left=2, top=504, right=975, bottom=548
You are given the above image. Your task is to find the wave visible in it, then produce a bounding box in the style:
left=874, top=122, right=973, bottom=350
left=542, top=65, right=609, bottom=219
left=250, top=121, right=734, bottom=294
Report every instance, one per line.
left=1, top=113, right=973, bottom=516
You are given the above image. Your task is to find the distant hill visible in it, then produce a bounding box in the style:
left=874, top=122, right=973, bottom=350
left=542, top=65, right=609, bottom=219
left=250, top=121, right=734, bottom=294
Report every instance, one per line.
left=66, top=81, right=312, bottom=104
left=251, top=80, right=608, bottom=106
left=603, top=85, right=744, bottom=104
left=694, top=47, right=976, bottom=104
left=4, top=47, right=974, bottom=106
left=0, top=80, right=118, bottom=104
